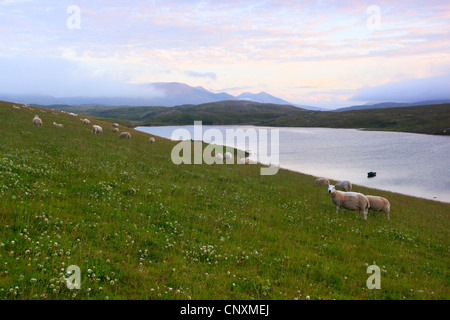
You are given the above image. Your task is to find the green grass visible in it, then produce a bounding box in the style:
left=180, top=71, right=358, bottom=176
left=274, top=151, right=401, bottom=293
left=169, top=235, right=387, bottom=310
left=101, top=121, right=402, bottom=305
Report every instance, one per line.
left=0, top=100, right=449, bottom=300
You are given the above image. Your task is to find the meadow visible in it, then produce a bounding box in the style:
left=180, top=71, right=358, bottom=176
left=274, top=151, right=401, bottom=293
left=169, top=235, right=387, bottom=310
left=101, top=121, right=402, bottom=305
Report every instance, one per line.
left=0, top=100, right=448, bottom=300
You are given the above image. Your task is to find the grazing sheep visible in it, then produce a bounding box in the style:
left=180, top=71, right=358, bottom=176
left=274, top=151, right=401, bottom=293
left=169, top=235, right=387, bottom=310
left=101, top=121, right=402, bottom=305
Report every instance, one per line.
left=33, top=115, right=42, bottom=126
left=12, top=105, right=20, bottom=109
left=216, top=152, right=223, bottom=162
left=335, top=180, right=352, bottom=192
left=92, top=125, right=103, bottom=135
left=224, top=152, right=233, bottom=162
left=82, top=118, right=91, bottom=125
left=119, top=132, right=131, bottom=139
left=366, top=195, right=391, bottom=220
left=239, top=157, right=250, bottom=164
left=53, top=122, right=64, bottom=128
left=113, top=127, right=119, bottom=133
left=113, top=123, right=119, bottom=128
left=149, top=137, right=155, bottom=143
left=314, top=177, right=330, bottom=187
left=328, top=185, right=370, bottom=220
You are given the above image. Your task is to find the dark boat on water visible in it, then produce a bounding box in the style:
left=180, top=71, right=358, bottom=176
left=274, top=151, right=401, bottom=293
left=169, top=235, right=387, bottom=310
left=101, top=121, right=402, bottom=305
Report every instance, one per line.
left=368, top=172, right=376, bottom=178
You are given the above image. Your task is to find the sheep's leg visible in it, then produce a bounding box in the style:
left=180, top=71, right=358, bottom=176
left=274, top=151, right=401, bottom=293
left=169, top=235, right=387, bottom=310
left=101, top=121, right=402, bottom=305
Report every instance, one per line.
left=335, top=206, right=339, bottom=214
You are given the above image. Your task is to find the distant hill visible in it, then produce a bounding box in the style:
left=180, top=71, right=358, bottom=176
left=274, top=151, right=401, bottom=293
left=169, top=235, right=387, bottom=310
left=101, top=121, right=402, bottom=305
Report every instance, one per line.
left=74, top=100, right=304, bottom=126
left=237, top=91, right=324, bottom=111
left=334, top=100, right=450, bottom=112
left=47, top=99, right=450, bottom=135
left=262, top=103, right=450, bottom=135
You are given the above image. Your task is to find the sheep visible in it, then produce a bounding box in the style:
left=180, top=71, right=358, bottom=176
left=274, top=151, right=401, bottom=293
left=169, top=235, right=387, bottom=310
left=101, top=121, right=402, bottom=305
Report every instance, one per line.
left=113, top=123, right=119, bottom=128
left=366, top=195, right=391, bottom=220
left=224, top=152, right=233, bottom=162
left=239, top=157, right=250, bottom=164
left=149, top=137, right=155, bottom=143
left=335, top=180, right=352, bottom=192
left=33, top=115, right=42, bottom=126
left=314, top=177, right=330, bottom=187
left=119, top=132, right=131, bottom=139
left=53, top=122, right=64, bottom=128
left=82, top=118, right=91, bottom=126
left=216, top=152, right=223, bottom=162
left=328, top=185, right=370, bottom=220
left=113, top=127, right=120, bottom=133
left=92, top=125, right=103, bottom=135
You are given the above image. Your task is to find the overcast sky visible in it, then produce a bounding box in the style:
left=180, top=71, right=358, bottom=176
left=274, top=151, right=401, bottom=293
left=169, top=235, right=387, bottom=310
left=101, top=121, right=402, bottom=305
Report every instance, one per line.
left=0, top=0, right=449, bottom=108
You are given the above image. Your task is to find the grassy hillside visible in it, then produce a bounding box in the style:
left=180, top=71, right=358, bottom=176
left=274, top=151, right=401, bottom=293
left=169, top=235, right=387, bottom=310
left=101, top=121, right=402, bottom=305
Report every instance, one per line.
left=0, top=100, right=449, bottom=300
left=53, top=100, right=302, bottom=127
left=47, top=101, right=450, bottom=135
left=262, top=103, right=450, bottom=135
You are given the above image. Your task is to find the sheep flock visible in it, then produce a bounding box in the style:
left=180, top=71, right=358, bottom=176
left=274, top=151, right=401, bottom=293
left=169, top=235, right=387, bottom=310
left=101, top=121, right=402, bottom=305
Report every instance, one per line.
left=29, top=107, right=158, bottom=145
left=28, top=103, right=392, bottom=222
left=315, top=177, right=391, bottom=220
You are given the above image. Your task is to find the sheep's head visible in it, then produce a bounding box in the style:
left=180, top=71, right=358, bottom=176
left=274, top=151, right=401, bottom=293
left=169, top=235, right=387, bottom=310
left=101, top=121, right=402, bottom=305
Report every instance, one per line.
left=328, top=185, right=336, bottom=194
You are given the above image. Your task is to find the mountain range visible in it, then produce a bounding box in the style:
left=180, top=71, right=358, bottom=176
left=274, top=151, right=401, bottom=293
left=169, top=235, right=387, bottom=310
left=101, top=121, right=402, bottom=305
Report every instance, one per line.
left=0, top=82, right=324, bottom=111
left=1, top=82, right=449, bottom=112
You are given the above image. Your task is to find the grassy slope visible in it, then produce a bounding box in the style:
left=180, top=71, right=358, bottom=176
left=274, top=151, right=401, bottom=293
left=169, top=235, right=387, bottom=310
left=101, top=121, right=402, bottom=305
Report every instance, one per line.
left=59, top=101, right=450, bottom=135
left=0, top=100, right=448, bottom=300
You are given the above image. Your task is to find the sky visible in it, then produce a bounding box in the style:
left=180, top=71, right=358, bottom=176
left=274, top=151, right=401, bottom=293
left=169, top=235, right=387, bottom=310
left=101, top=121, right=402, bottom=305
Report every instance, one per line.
left=0, top=0, right=449, bottom=108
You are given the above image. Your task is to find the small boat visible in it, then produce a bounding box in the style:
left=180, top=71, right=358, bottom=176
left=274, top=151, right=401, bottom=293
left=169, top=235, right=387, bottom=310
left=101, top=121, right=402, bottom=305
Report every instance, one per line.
left=367, top=172, right=377, bottom=178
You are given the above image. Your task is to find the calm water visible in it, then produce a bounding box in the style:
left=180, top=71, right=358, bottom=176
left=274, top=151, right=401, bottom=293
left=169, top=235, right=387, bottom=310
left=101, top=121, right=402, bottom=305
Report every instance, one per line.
left=136, top=125, right=450, bottom=203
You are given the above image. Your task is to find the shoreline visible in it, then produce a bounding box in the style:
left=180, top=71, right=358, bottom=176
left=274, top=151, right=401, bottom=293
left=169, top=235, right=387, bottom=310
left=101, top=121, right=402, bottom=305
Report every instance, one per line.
left=135, top=126, right=450, bottom=205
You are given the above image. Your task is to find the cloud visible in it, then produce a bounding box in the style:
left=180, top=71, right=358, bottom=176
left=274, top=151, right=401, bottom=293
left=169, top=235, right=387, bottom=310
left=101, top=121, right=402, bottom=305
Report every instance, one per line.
left=1, top=1, right=450, bottom=105
left=349, top=73, right=450, bottom=103
left=184, top=70, right=217, bottom=80
left=0, top=56, right=164, bottom=97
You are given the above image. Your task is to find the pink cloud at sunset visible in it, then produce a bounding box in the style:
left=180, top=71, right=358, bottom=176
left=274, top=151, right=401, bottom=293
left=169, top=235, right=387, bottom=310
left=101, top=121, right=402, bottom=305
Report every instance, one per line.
left=0, top=0, right=449, bottom=108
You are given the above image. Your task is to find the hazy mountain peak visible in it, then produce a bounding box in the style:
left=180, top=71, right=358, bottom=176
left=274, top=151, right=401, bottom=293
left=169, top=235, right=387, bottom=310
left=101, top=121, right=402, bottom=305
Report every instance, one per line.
left=0, top=82, right=321, bottom=110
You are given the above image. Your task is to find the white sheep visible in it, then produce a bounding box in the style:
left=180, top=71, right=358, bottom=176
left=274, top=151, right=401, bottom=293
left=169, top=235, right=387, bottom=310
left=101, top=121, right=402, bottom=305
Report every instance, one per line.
left=119, top=132, right=131, bottom=139
left=335, top=180, right=352, bottom=192
left=216, top=152, right=223, bottom=162
left=92, top=125, right=103, bottom=135
left=113, top=123, right=119, bottom=128
left=53, top=122, right=63, bottom=128
left=239, top=157, right=250, bottom=164
left=328, top=185, right=370, bottom=220
left=113, top=127, right=119, bottom=133
left=366, top=195, right=391, bottom=220
left=224, top=152, right=233, bottom=162
left=33, top=115, right=42, bottom=126
left=314, top=177, right=330, bottom=187
left=82, top=118, right=91, bottom=126
left=149, top=137, right=155, bottom=143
